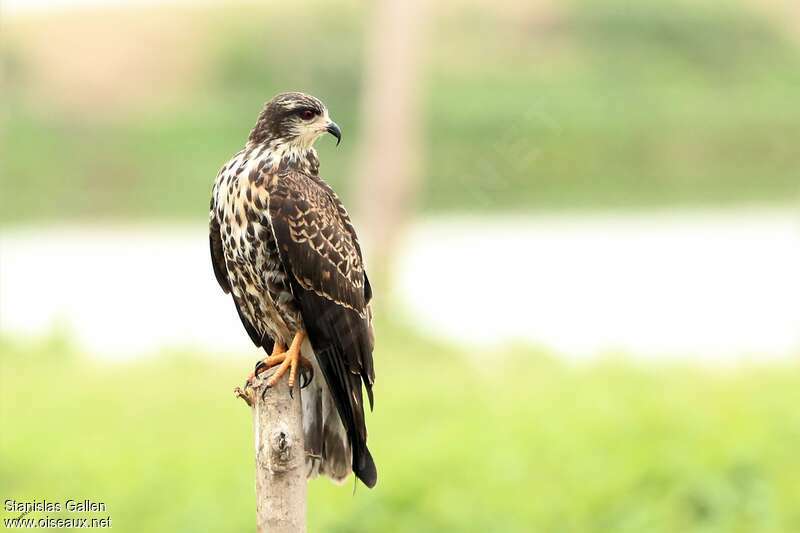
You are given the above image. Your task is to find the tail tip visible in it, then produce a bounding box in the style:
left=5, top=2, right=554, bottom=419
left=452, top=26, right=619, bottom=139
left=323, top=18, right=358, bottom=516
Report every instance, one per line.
left=354, top=447, right=377, bottom=488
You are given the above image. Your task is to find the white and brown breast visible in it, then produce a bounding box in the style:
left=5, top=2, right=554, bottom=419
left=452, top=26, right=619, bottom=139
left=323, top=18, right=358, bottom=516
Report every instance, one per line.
left=209, top=148, right=302, bottom=348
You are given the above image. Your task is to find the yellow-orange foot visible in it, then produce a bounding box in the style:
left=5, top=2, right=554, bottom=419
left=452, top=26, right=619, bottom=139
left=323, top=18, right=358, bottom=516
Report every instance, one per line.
left=234, top=332, right=312, bottom=406
left=264, top=331, right=312, bottom=391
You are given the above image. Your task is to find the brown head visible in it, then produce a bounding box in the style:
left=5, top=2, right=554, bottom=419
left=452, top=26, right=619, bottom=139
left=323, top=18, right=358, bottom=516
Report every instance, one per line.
left=248, top=92, right=342, bottom=148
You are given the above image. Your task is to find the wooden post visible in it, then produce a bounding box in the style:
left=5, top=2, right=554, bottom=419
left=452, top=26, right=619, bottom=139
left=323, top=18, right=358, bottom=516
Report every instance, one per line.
left=250, top=369, right=306, bottom=532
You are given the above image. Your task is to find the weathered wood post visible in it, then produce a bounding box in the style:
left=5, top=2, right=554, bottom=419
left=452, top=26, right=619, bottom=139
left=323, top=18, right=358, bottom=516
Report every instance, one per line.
left=249, top=369, right=307, bottom=532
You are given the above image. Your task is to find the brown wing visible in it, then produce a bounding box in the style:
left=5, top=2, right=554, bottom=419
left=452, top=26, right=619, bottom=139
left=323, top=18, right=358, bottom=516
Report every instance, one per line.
left=209, top=200, right=231, bottom=294
left=267, top=169, right=377, bottom=488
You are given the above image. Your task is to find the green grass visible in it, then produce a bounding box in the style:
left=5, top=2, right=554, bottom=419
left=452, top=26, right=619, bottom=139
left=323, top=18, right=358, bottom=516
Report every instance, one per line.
left=3, top=332, right=800, bottom=532
left=2, top=1, right=800, bottom=225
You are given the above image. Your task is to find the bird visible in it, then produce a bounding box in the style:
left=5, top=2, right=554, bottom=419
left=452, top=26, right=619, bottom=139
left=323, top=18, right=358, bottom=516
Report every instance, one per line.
left=209, top=92, right=377, bottom=488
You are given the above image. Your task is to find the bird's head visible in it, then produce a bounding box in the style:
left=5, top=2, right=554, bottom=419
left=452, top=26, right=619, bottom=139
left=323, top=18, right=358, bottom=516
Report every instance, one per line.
left=248, top=92, right=342, bottom=149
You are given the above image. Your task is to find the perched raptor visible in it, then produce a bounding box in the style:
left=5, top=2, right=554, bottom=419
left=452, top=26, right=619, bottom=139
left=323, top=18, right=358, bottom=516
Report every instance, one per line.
left=209, top=92, right=377, bottom=488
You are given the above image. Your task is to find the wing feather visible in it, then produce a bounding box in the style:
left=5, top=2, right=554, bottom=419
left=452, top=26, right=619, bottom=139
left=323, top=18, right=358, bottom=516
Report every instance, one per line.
left=209, top=200, right=231, bottom=294
left=268, top=169, right=377, bottom=487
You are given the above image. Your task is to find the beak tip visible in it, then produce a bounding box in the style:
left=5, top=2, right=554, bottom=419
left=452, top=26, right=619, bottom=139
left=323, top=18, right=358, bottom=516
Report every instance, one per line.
left=326, top=122, right=342, bottom=146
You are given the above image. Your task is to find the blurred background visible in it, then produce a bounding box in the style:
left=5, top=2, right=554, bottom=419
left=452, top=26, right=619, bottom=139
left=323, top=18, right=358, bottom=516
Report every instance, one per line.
left=2, top=0, right=800, bottom=531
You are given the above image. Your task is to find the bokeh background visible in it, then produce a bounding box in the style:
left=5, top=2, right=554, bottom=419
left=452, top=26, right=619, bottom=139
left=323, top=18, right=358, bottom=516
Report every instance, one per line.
left=2, top=0, right=800, bottom=531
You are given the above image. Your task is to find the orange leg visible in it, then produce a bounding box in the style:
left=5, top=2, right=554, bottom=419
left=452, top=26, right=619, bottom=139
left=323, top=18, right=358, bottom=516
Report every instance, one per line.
left=248, top=342, right=287, bottom=382
left=265, top=331, right=311, bottom=389
left=234, top=332, right=312, bottom=406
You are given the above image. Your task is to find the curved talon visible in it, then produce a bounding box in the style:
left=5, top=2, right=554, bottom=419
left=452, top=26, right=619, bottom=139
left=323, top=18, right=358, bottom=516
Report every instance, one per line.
left=240, top=344, right=287, bottom=398
left=289, top=364, right=314, bottom=398
left=300, top=365, right=314, bottom=389
left=253, top=359, right=268, bottom=375
left=292, top=366, right=313, bottom=396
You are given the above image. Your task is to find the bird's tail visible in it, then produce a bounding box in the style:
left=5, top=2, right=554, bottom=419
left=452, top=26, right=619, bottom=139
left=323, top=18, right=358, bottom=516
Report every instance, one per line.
left=302, top=342, right=376, bottom=487
left=302, top=351, right=349, bottom=483
left=353, top=443, right=377, bottom=488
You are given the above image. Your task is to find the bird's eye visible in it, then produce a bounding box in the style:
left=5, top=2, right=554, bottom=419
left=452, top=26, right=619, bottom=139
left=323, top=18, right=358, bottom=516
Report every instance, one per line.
left=299, top=109, right=316, bottom=121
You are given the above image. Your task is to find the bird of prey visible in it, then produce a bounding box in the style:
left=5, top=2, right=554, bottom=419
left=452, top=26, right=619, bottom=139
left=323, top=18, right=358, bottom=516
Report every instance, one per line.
left=209, top=92, right=377, bottom=488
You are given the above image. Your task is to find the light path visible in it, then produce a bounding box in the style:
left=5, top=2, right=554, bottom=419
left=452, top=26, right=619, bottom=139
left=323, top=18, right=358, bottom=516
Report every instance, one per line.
left=1, top=209, right=798, bottom=362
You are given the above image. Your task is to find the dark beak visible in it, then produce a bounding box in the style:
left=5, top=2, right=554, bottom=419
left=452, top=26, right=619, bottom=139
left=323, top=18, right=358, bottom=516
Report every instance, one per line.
left=326, top=121, right=342, bottom=146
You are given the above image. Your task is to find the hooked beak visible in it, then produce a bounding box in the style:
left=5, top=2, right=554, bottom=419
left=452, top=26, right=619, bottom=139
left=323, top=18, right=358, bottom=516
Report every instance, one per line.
left=325, top=121, right=342, bottom=146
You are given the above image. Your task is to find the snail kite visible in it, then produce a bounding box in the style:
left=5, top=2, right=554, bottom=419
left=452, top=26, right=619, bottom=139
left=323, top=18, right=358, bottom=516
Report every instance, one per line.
left=209, top=92, right=377, bottom=488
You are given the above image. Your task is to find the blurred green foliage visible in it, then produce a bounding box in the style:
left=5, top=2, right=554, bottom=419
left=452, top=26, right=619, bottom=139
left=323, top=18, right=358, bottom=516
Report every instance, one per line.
left=4, top=3, right=799, bottom=530
left=2, top=0, right=800, bottom=225
left=2, top=333, right=800, bottom=532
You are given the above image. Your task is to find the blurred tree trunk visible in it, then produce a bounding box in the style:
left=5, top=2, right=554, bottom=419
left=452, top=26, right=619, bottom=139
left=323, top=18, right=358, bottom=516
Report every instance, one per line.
left=354, top=0, right=427, bottom=277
